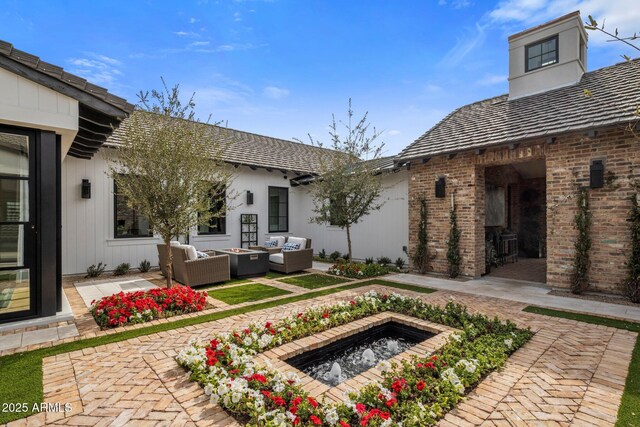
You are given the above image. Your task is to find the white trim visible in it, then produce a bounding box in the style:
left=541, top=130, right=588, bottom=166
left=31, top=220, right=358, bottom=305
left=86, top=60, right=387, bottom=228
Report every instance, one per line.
left=107, top=237, right=161, bottom=247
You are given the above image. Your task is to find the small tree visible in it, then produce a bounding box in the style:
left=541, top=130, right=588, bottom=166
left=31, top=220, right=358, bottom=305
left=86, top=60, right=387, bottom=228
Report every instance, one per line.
left=447, top=204, right=461, bottom=278
left=302, top=100, right=385, bottom=260
left=107, top=80, right=232, bottom=288
left=411, top=196, right=429, bottom=273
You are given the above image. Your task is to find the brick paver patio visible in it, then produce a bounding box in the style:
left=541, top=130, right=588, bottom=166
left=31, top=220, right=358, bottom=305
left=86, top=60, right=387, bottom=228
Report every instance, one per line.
left=6, top=285, right=636, bottom=427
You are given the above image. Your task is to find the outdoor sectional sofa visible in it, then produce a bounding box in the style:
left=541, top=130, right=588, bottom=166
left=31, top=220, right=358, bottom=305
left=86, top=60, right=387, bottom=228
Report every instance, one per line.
left=251, top=236, right=313, bottom=274
left=157, top=243, right=230, bottom=286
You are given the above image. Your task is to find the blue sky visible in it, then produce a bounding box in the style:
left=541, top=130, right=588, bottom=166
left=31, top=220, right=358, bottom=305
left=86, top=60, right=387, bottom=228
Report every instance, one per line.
left=2, top=0, right=638, bottom=155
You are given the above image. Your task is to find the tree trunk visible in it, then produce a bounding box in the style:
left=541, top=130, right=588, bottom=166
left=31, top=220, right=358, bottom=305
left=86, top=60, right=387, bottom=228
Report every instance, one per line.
left=164, top=238, right=173, bottom=289
left=346, top=224, right=353, bottom=262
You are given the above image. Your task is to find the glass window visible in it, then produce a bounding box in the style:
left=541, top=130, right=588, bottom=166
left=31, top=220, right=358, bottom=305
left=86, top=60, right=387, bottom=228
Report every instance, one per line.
left=268, top=186, right=288, bottom=232
left=0, top=179, right=28, bottom=222
left=526, top=35, right=558, bottom=72
left=198, top=188, right=226, bottom=235
left=0, top=132, right=28, bottom=177
left=114, top=182, right=153, bottom=238
left=0, top=269, right=30, bottom=315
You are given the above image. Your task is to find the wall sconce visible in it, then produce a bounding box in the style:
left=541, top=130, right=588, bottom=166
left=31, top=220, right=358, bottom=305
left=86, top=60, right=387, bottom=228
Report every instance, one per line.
left=590, top=159, right=604, bottom=189
left=246, top=190, right=254, bottom=205
left=81, top=179, right=91, bottom=199
left=435, top=177, right=446, bottom=198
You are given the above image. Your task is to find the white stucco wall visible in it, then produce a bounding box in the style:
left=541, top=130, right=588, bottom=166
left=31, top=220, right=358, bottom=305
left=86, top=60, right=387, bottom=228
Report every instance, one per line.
left=0, top=67, right=78, bottom=153
left=508, top=13, right=588, bottom=99
left=61, top=152, right=409, bottom=274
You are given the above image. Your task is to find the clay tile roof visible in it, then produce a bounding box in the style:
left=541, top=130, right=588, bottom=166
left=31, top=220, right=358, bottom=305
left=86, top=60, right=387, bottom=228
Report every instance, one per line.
left=398, top=59, right=640, bottom=162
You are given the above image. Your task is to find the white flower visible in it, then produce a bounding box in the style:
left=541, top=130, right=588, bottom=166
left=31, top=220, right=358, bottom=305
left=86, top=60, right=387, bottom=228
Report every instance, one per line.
left=325, top=407, right=339, bottom=425
left=451, top=333, right=461, bottom=342
left=376, top=360, right=391, bottom=372
left=504, top=338, right=513, bottom=348
left=273, top=382, right=285, bottom=393
left=209, top=393, right=220, bottom=405
left=428, top=411, right=437, bottom=418
left=243, top=336, right=253, bottom=346
left=204, top=383, right=214, bottom=396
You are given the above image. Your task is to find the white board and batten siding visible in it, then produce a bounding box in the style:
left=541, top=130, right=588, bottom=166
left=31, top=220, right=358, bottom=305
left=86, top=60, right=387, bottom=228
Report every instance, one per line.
left=61, top=153, right=409, bottom=275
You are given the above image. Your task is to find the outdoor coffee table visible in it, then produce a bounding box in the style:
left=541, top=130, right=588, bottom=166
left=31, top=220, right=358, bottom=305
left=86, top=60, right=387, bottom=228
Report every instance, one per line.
left=213, top=248, right=269, bottom=278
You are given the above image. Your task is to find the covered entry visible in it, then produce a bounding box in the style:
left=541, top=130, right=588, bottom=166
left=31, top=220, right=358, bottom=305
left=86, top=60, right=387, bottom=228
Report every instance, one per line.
left=483, top=159, right=546, bottom=283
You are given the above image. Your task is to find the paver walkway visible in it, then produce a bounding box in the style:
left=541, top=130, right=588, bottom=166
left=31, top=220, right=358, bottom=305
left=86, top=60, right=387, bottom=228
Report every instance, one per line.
left=393, top=273, right=640, bottom=322
left=9, top=284, right=636, bottom=427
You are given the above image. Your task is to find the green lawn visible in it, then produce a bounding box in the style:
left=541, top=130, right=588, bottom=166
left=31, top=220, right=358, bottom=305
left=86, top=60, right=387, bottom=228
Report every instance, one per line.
left=207, top=283, right=291, bottom=304
left=523, top=306, right=640, bottom=427
left=0, top=278, right=435, bottom=424
left=264, top=270, right=305, bottom=279
left=193, top=277, right=252, bottom=292
left=279, top=273, right=351, bottom=289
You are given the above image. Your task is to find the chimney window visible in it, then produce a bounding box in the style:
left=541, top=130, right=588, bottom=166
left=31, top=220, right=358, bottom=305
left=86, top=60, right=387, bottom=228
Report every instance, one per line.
left=525, top=35, right=558, bottom=72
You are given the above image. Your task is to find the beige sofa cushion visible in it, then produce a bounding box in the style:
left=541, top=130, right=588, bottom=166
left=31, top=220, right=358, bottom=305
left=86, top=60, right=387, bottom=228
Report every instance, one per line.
left=269, top=253, right=285, bottom=264
left=287, top=237, right=307, bottom=249
left=268, top=236, right=286, bottom=247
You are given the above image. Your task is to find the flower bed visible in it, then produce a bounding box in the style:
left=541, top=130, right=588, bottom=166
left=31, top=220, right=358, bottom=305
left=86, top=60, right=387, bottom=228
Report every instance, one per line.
left=90, top=285, right=208, bottom=328
left=177, top=291, right=532, bottom=426
left=327, top=262, right=390, bottom=278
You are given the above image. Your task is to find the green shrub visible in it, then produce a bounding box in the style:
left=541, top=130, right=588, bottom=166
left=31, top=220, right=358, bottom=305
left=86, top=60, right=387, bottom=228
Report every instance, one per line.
left=329, top=251, right=341, bottom=261
left=318, top=249, right=326, bottom=259
left=328, top=261, right=389, bottom=278
left=365, top=257, right=374, bottom=264
left=377, top=256, right=392, bottom=265
left=85, top=262, right=106, bottom=278
left=138, top=259, right=151, bottom=273
left=342, top=252, right=350, bottom=261
left=113, top=263, right=130, bottom=276
left=447, top=206, right=461, bottom=278
left=412, top=196, right=429, bottom=273
left=395, top=257, right=406, bottom=269
left=571, top=188, right=591, bottom=294
left=624, top=192, right=640, bottom=303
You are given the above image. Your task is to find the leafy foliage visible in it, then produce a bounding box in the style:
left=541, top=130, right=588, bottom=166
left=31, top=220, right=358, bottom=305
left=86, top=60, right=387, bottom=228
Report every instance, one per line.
left=113, top=262, right=130, bottom=276
left=318, top=248, right=326, bottom=259
left=107, top=79, right=233, bottom=287
left=329, top=251, right=341, bottom=261
left=85, top=262, right=106, bottom=278
left=412, top=196, right=429, bottom=273
left=377, top=256, right=392, bottom=265
left=447, top=206, right=461, bottom=278
left=624, top=193, right=640, bottom=303
left=571, top=188, right=591, bottom=294
left=328, top=261, right=390, bottom=278
left=395, top=257, right=406, bottom=269
left=302, top=100, right=385, bottom=260
left=138, top=259, right=151, bottom=273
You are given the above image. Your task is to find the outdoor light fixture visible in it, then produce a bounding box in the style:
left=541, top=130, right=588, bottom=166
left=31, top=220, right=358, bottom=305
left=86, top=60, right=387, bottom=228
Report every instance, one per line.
left=590, top=159, right=604, bottom=189
left=81, top=179, right=91, bottom=199
left=435, top=177, right=446, bottom=198
left=246, top=191, right=254, bottom=205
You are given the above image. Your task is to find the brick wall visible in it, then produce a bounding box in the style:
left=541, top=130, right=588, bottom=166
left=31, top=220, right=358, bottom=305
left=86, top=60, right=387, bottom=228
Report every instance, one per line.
left=407, top=124, right=637, bottom=294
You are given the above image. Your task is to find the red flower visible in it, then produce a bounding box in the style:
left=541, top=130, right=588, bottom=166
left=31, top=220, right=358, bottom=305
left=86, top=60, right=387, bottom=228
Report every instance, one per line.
left=349, top=300, right=356, bottom=305
left=265, top=322, right=272, bottom=329
left=272, top=396, right=286, bottom=406
left=417, top=380, right=426, bottom=391
left=292, top=396, right=302, bottom=406
left=355, top=403, right=366, bottom=413
left=244, top=328, right=251, bottom=334
left=293, top=417, right=300, bottom=425
left=261, top=390, right=271, bottom=398
left=385, top=398, right=396, bottom=408
left=322, top=312, right=329, bottom=319
left=250, top=374, right=267, bottom=384
left=391, top=378, right=406, bottom=392
left=309, top=415, right=322, bottom=425
left=380, top=412, right=390, bottom=420
left=308, top=396, right=318, bottom=408
left=340, top=421, right=350, bottom=427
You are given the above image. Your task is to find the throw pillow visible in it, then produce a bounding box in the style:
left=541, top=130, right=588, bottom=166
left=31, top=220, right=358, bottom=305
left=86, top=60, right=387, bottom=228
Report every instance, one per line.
left=282, top=242, right=301, bottom=252
left=264, top=240, right=278, bottom=248
left=196, top=251, right=209, bottom=259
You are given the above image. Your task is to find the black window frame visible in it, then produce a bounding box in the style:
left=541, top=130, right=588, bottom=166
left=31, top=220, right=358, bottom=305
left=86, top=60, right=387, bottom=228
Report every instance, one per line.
left=113, top=180, right=153, bottom=239
left=198, top=187, right=227, bottom=235
left=268, top=186, right=289, bottom=232
left=525, top=35, right=559, bottom=72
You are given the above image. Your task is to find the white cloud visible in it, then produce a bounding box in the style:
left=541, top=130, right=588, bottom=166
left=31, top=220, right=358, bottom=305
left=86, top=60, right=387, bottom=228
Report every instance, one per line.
left=424, top=83, right=442, bottom=93
left=438, top=0, right=472, bottom=8
left=173, top=31, right=200, bottom=38
left=263, top=86, right=290, bottom=99
left=488, top=0, right=640, bottom=46
left=190, top=41, right=210, bottom=47
left=234, top=12, right=242, bottom=22
left=440, top=23, right=487, bottom=66
left=387, top=130, right=402, bottom=136
left=189, top=17, right=199, bottom=24
left=67, top=53, right=123, bottom=85
left=477, top=74, right=508, bottom=85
